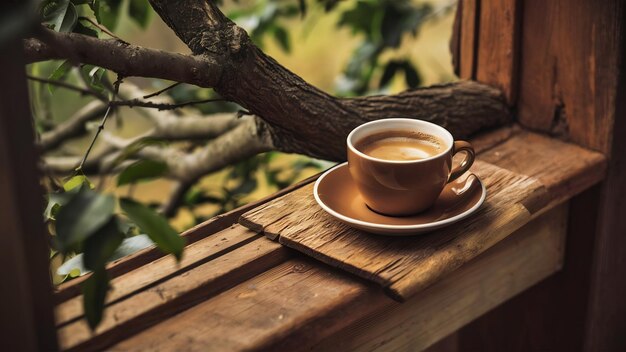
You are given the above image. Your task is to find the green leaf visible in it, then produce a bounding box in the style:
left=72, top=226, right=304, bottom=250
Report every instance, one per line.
left=41, top=0, right=76, bottom=32
left=120, top=198, right=185, bottom=261
left=74, top=21, right=99, bottom=37
left=117, top=160, right=168, bottom=186
left=48, top=60, right=73, bottom=94
left=82, top=218, right=125, bottom=271
left=44, top=191, right=77, bottom=220
left=80, top=65, right=109, bottom=95
left=93, top=0, right=123, bottom=30
left=272, top=26, right=290, bottom=53
left=379, top=60, right=401, bottom=88
left=59, top=2, right=78, bottom=32
left=128, top=0, right=151, bottom=28
left=403, top=61, right=422, bottom=88
left=55, top=187, right=115, bottom=252
left=63, top=174, right=91, bottom=191
left=82, top=267, right=109, bottom=330
left=58, top=234, right=154, bottom=276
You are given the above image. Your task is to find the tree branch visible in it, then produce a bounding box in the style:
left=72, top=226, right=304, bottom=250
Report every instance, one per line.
left=39, top=100, right=107, bottom=151
left=24, top=27, right=221, bottom=88
left=27, top=3, right=514, bottom=162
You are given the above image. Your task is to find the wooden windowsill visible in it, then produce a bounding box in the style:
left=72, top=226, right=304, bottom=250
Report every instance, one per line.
left=53, top=126, right=606, bottom=351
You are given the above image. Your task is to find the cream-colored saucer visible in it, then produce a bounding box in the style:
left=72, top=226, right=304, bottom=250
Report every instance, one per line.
left=313, top=162, right=486, bottom=235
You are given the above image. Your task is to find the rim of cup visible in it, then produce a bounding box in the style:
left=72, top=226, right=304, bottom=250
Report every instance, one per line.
left=346, top=118, right=454, bottom=164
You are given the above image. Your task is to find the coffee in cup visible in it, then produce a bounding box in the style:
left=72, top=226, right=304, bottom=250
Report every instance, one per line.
left=347, top=118, right=475, bottom=216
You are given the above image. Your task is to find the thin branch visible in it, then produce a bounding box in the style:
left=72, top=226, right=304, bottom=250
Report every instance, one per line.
left=143, top=82, right=181, bottom=99
left=78, top=17, right=128, bottom=44
left=109, top=97, right=226, bottom=110
left=24, top=28, right=222, bottom=88
left=26, top=75, right=108, bottom=101
left=78, top=77, right=122, bottom=171
left=39, top=100, right=107, bottom=151
left=160, top=180, right=195, bottom=217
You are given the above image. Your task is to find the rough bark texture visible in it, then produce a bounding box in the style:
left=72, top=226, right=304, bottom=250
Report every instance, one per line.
left=25, top=1, right=513, bottom=161
left=147, top=0, right=511, bottom=161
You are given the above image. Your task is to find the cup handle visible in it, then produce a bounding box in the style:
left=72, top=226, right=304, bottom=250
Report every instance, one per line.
left=448, top=140, right=475, bottom=183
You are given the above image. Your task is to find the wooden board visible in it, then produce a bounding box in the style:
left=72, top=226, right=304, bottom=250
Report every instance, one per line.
left=55, top=225, right=258, bottom=326
left=475, top=0, right=520, bottom=103
left=314, top=205, right=567, bottom=352
left=54, top=172, right=320, bottom=303
left=240, top=160, right=549, bottom=300
left=459, top=0, right=479, bottom=79
left=56, top=230, right=290, bottom=351
left=517, top=0, right=622, bottom=153
left=111, top=205, right=567, bottom=352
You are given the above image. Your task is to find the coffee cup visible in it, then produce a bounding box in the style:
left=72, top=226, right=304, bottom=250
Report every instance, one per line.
left=347, top=118, right=475, bottom=216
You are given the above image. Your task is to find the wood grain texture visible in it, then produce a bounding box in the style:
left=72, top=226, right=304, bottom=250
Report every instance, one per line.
left=113, top=204, right=567, bottom=352
left=458, top=186, right=601, bottom=351
left=57, top=236, right=290, bottom=351
left=517, top=0, right=623, bottom=153
left=476, top=0, right=520, bottom=103
left=478, top=130, right=607, bottom=208
left=314, top=205, right=567, bottom=352
left=0, top=38, right=59, bottom=351
left=110, top=258, right=391, bottom=351
left=55, top=225, right=258, bottom=327
left=459, top=0, right=479, bottom=79
left=54, top=173, right=320, bottom=303
left=241, top=160, right=548, bottom=300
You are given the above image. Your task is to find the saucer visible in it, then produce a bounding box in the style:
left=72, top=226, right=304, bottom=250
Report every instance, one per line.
left=313, top=162, right=486, bottom=235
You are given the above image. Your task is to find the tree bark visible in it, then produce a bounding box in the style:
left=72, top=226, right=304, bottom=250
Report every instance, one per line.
left=25, top=1, right=513, bottom=161
left=147, top=0, right=511, bottom=161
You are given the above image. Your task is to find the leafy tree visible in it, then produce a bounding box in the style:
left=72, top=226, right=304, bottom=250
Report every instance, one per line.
left=23, top=0, right=510, bottom=329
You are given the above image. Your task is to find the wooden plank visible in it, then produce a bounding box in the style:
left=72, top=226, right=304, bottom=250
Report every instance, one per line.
left=55, top=225, right=258, bottom=327
left=458, top=187, right=600, bottom=351
left=54, top=172, right=320, bottom=303
left=112, top=204, right=567, bottom=352
left=241, top=160, right=549, bottom=300
left=57, top=237, right=290, bottom=351
left=475, top=0, right=520, bottom=103
left=314, top=205, right=568, bottom=352
left=517, top=0, right=622, bottom=153
left=0, top=38, right=58, bottom=350
left=109, top=258, right=390, bottom=351
left=459, top=0, right=479, bottom=79
left=478, top=130, right=607, bottom=207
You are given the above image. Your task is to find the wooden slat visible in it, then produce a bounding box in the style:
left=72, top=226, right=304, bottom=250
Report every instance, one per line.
left=54, top=173, right=320, bottom=303
left=109, top=258, right=389, bottom=351
left=57, top=235, right=290, bottom=351
left=55, top=225, right=258, bottom=327
left=240, top=160, right=548, bottom=300
left=478, top=130, right=607, bottom=208
left=458, top=186, right=601, bottom=351
left=476, top=0, right=520, bottom=103
left=314, top=205, right=568, bottom=352
left=0, top=38, right=58, bottom=350
left=112, top=204, right=567, bottom=352
left=60, top=128, right=608, bottom=350
left=517, top=0, right=622, bottom=153
left=459, top=0, right=479, bottom=79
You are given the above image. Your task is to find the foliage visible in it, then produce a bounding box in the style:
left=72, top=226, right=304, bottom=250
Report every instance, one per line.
left=45, top=174, right=185, bottom=329
left=31, top=0, right=448, bottom=330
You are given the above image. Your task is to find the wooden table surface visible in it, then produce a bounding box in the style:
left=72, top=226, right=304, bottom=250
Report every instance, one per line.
left=53, top=127, right=607, bottom=351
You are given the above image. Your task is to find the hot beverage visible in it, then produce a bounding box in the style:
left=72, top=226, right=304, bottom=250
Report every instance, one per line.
left=354, top=130, right=444, bottom=161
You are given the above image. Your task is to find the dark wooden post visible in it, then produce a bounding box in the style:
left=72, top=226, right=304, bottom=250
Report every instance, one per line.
left=0, top=5, right=59, bottom=350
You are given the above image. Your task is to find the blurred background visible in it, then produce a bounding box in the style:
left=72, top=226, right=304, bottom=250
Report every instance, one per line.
left=31, top=0, right=457, bottom=284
